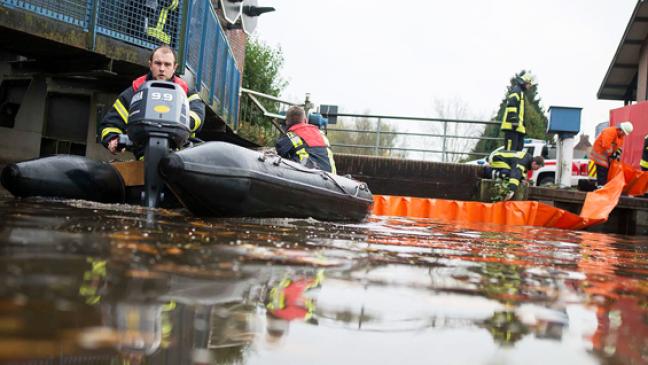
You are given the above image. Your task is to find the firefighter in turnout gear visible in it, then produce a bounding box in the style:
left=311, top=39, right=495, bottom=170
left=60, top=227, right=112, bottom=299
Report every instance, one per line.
left=588, top=122, right=633, bottom=187
left=264, top=270, right=324, bottom=346
left=266, top=270, right=324, bottom=322
left=275, top=106, right=336, bottom=173
left=486, top=150, right=544, bottom=200
left=501, top=72, right=535, bottom=151
left=99, top=45, right=205, bottom=159
left=641, top=133, right=648, bottom=172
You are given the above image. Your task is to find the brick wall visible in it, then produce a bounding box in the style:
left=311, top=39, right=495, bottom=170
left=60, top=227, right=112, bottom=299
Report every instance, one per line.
left=225, top=28, right=247, bottom=73
left=214, top=6, right=247, bottom=73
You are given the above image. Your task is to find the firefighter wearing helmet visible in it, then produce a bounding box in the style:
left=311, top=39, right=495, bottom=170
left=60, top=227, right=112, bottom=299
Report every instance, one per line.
left=588, top=121, right=633, bottom=187
left=501, top=72, right=535, bottom=151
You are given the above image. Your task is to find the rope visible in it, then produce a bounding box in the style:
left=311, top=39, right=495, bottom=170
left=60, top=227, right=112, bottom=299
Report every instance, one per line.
left=261, top=151, right=366, bottom=198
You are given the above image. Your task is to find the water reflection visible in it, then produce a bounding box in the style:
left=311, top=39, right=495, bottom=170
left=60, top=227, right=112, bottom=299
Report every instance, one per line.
left=0, top=197, right=647, bottom=364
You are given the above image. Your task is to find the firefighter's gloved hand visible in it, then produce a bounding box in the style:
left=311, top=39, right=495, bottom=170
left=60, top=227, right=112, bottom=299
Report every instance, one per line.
left=108, top=135, right=130, bottom=154
left=504, top=191, right=515, bottom=201
left=116, top=134, right=133, bottom=150
left=610, top=150, right=621, bottom=161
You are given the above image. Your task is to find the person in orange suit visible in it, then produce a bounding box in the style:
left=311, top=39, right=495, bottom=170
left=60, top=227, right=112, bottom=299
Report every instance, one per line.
left=589, top=121, right=633, bottom=187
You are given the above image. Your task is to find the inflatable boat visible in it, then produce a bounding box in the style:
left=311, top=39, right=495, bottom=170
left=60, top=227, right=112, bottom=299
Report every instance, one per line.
left=0, top=81, right=373, bottom=221
left=0, top=143, right=373, bottom=221
left=1, top=155, right=126, bottom=203
left=159, top=142, right=373, bottom=221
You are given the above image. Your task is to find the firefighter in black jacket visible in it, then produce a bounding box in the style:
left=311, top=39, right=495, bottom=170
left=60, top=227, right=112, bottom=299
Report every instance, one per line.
left=501, top=72, right=535, bottom=151
left=487, top=150, right=544, bottom=200
left=99, top=45, right=205, bottom=158
left=641, top=134, right=648, bottom=172
left=275, top=106, right=336, bottom=173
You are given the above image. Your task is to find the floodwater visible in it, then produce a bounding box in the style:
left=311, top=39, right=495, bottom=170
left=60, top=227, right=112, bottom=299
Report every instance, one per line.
left=0, top=194, right=647, bottom=365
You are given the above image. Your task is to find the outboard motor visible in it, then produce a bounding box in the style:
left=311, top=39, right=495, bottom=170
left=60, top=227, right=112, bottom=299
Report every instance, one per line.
left=127, top=80, right=191, bottom=208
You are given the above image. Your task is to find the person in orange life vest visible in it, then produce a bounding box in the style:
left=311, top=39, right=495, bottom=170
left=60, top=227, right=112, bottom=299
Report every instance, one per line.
left=266, top=271, right=323, bottom=323
left=99, top=45, right=205, bottom=159
left=275, top=106, right=336, bottom=173
left=589, top=121, right=633, bottom=187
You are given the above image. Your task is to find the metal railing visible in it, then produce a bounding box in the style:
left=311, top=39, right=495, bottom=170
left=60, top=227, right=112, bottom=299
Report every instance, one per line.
left=237, top=88, right=503, bottom=162
left=3, top=0, right=92, bottom=28
left=324, top=112, right=502, bottom=162
left=1, top=0, right=241, bottom=127
left=183, top=0, right=240, bottom=126
left=236, top=88, right=306, bottom=147
left=239, top=87, right=300, bottom=134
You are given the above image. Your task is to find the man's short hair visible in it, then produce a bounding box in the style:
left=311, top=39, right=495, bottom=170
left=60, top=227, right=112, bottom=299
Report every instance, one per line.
left=285, top=106, right=306, bottom=127
left=533, top=156, right=545, bottom=167
left=149, top=45, right=177, bottom=64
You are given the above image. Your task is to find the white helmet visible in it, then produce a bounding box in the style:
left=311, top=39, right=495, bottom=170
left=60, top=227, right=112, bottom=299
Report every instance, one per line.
left=619, top=121, right=633, bottom=135
left=520, top=72, right=535, bottom=85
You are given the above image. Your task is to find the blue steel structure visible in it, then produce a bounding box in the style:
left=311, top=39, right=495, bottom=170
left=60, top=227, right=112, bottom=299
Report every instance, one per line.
left=1, top=0, right=241, bottom=128
left=547, top=106, right=582, bottom=138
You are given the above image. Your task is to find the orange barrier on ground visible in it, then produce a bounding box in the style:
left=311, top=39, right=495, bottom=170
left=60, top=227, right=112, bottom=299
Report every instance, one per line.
left=609, top=161, right=648, bottom=197
left=372, top=173, right=626, bottom=230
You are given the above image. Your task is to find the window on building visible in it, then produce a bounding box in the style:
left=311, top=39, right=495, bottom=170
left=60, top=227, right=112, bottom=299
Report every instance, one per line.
left=40, top=93, right=90, bottom=157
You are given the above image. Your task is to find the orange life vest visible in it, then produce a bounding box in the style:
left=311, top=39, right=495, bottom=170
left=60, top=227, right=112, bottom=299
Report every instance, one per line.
left=132, top=74, right=189, bottom=94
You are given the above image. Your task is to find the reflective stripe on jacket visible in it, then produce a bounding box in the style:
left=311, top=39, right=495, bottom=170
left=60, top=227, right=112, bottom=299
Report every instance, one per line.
left=99, top=72, right=205, bottom=151
left=266, top=274, right=322, bottom=321
left=489, top=150, right=532, bottom=192
left=641, top=135, right=648, bottom=171
left=589, top=126, right=623, bottom=168
left=501, top=85, right=526, bottom=134
left=275, top=123, right=337, bottom=174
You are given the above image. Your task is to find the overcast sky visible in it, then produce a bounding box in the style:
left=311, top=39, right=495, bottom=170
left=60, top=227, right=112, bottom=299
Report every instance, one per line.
left=254, top=0, right=637, bottom=140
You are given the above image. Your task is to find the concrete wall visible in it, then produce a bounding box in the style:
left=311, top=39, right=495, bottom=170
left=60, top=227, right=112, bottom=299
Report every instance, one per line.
left=0, top=76, right=47, bottom=163
left=335, top=154, right=485, bottom=201
left=0, top=65, right=133, bottom=163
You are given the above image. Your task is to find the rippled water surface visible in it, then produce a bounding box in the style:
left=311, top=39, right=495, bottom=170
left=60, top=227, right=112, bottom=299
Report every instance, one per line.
left=0, top=195, right=647, bottom=365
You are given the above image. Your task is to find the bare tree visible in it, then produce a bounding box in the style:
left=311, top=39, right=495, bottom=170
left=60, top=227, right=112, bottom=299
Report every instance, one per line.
left=327, top=114, right=403, bottom=158
left=430, top=97, right=486, bottom=162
